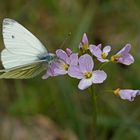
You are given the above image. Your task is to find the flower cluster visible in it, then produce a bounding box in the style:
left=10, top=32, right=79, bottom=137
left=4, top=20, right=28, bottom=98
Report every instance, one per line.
left=43, top=33, right=139, bottom=101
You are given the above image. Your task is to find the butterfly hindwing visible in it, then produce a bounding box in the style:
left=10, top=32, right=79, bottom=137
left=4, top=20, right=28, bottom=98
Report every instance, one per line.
left=0, top=61, right=47, bottom=79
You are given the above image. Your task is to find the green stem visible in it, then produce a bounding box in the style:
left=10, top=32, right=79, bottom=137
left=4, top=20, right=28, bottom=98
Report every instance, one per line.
left=104, top=89, right=114, bottom=93
left=98, top=61, right=110, bottom=69
left=90, top=85, right=97, bottom=139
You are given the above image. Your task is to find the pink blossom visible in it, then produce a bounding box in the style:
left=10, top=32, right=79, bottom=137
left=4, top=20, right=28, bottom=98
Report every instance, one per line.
left=68, top=54, right=107, bottom=90
left=79, top=33, right=89, bottom=50
left=114, top=88, right=140, bottom=101
left=43, top=48, right=78, bottom=79
left=111, top=44, right=134, bottom=65
left=89, top=44, right=111, bottom=62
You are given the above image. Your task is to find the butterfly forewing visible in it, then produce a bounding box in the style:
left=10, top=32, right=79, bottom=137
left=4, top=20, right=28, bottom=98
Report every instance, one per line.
left=3, top=18, right=48, bottom=55
left=2, top=18, right=48, bottom=69
left=1, top=49, right=39, bottom=69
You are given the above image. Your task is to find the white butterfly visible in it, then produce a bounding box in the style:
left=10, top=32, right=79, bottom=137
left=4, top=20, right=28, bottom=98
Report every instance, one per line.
left=0, top=18, right=57, bottom=79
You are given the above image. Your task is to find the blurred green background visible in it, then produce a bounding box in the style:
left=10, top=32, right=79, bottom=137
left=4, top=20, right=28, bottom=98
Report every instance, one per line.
left=0, top=0, right=140, bottom=140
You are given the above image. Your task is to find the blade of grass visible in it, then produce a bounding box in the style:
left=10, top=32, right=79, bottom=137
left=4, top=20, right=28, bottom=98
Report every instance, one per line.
left=56, top=77, right=86, bottom=140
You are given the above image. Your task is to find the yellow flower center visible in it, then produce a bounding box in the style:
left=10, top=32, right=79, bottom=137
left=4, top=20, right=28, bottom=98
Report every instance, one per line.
left=83, top=43, right=89, bottom=51
left=79, top=43, right=90, bottom=56
left=101, top=52, right=107, bottom=59
left=111, top=55, right=121, bottom=62
left=84, top=71, right=92, bottom=79
left=62, top=63, right=69, bottom=71
left=114, top=88, right=120, bottom=96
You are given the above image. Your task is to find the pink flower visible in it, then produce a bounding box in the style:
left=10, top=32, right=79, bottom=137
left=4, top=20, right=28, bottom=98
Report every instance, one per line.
left=43, top=48, right=78, bottom=79
left=42, top=61, right=59, bottom=79
left=68, top=54, right=107, bottom=90
left=114, top=88, right=140, bottom=101
left=79, top=33, right=89, bottom=50
left=66, top=48, right=72, bottom=56
left=89, top=44, right=111, bottom=62
left=111, top=44, right=134, bottom=65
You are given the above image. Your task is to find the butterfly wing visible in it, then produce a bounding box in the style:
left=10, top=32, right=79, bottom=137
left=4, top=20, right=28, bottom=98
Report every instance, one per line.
left=0, top=61, right=47, bottom=79
left=2, top=18, right=48, bottom=69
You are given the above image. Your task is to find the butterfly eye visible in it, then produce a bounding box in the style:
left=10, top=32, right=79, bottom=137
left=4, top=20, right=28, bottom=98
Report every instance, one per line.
left=12, top=35, right=15, bottom=39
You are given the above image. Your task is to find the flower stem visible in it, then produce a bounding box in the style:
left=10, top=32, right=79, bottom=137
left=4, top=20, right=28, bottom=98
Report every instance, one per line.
left=98, top=61, right=110, bottom=69
left=90, top=85, right=97, bottom=139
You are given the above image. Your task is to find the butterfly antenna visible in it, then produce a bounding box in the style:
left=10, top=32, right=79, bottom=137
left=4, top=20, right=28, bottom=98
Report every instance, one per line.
left=60, top=32, right=71, bottom=49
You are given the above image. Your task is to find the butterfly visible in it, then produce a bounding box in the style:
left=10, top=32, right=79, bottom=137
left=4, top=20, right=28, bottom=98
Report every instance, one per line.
left=0, top=18, right=57, bottom=79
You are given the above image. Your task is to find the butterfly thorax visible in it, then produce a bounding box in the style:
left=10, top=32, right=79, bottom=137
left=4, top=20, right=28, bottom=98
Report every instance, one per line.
left=38, top=53, right=57, bottom=64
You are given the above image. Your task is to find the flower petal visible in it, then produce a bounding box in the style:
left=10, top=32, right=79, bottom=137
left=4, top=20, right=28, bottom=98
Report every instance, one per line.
left=42, top=62, right=59, bottom=79
left=97, top=58, right=109, bottom=62
left=89, top=45, right=102, bottom=58
left=118, top=54, right=134, bottom=65
left=78, top=78, right=92, bottom=90
left=54, top=68, right=67, bottom=75
left=53, top=60, right=68, bottom=75
left=69, top=53, right=78, bottom=65
left=82, top=33, right=88, bottom=45
left=92, top=70, right=107, bottom=83
left=66, top=48, right=72, bottom=56
left=117, top=44, right=131, bottom=56
left=79, top=42, right=83, bottom=49
left=97, top=44, right=102, bottom=49
left=103, top=45, right=111, bottom=53
left=119, top=90, right=140, bottom=101
left=79, top=54, right=94, bottom=72
left=68, top=66, right=83, bottom=79
left=56, top=49, right=68, bottom=61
